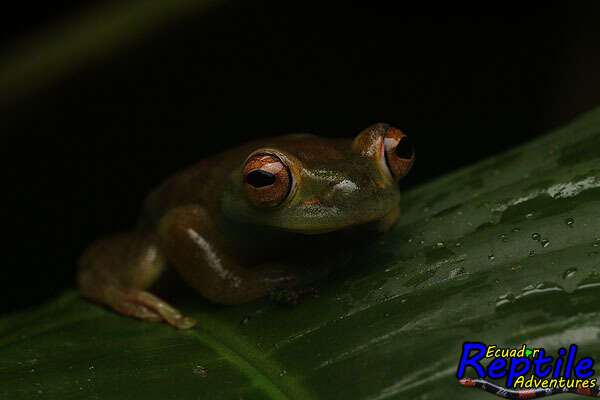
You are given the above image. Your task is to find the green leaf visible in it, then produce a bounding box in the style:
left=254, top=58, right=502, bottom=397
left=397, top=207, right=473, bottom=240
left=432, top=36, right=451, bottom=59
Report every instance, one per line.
left=3, top=108, right=600, bottom=399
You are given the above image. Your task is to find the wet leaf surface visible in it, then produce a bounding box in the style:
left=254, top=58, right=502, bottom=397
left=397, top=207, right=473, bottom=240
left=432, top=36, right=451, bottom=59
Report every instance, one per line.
left=2, top=108, right=600, bottom=399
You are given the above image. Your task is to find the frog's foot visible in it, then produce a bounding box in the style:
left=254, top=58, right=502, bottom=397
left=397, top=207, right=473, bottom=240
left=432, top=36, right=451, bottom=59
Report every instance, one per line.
left=111, top=289, right=197, bottom=329
left=269, top=286, right=319, bottom=306
left=269, top=288, right=300, bottom=305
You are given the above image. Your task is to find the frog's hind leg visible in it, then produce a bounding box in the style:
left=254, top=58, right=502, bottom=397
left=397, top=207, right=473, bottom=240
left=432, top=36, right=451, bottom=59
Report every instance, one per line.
left=77, top=232, right=196, bottom=329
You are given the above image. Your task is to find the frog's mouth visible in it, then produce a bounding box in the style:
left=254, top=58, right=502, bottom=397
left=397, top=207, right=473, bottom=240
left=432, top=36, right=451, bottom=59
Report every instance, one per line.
left=264, top=203, right=400, bottom=235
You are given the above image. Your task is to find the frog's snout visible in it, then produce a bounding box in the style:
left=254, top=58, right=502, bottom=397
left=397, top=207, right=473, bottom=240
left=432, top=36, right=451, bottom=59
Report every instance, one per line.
left=298, top=176, right=361, bottom=209
left=300, top=181, right=357, bottom=207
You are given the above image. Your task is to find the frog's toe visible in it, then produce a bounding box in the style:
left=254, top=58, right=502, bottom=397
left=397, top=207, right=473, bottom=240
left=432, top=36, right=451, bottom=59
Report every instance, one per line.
left=122, top=290, right=196, bottom=329
left=111, top=297, right=164, bottom=323
left=270, top=285, right=321, bottom=306
left=269, top=288, right=301, bottom=305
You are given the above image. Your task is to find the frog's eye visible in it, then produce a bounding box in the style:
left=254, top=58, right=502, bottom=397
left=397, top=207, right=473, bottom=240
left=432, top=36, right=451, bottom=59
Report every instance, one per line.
left=382, top=127, right=415, bottom=180
left=242, top=153, right=292, bottom=207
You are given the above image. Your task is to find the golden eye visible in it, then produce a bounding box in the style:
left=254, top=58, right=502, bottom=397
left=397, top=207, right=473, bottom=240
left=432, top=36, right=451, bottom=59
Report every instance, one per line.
left=242, top=153, right=291, bottom=207
left=383, top=127, right=415, bottom=180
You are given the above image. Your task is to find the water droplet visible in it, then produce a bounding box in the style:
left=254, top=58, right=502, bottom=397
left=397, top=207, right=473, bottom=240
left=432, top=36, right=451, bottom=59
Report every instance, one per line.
left=565, top=217, right=574, bottom=227
left=279, top=370, right=287, bottom=376
left=498, top=233, right=508, bottom=242
left=449, top=266, right=465, bottom=278
left=455, top=242, right=462, bottom=247
left=511, top=265, right=521, bottom=271
left=594, top=239, right=600, bottom=247
left=495, top=293, right=516, bottom=307
left=436, top=242, right=444, bottom=247
left=528, top=249, right=536, bottom=257
left=531, top=233, right=541, bottom=241
left=563, top=268, right=577, bottom=279
left=512, top=227, right=521, bottom=233
left=419, top=240, right=425, bottom=245
left=541, top=239, right=550, bottom=248
left=488, top=254, right=495, bottom=261
left=526, top=211, right=535, bottom=218
left=193, top=366, right=208, bottom=377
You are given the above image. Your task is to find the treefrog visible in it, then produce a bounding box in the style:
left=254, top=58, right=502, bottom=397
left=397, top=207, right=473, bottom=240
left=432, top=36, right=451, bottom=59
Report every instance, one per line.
left=77, top=124, right=415, bottom=328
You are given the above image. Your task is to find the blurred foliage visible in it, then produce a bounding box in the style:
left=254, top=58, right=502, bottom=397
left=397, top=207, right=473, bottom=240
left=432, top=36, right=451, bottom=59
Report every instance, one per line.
left=0, top=0, right=222, bottom=107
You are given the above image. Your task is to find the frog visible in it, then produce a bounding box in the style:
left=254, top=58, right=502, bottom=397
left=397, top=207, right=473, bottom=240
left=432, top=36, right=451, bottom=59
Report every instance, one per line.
left=77, top=123, right=415, bottom=329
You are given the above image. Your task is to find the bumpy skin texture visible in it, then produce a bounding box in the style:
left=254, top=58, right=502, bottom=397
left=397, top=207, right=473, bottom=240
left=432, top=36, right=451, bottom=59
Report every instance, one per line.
left=77, top=124, right=413, bottom=328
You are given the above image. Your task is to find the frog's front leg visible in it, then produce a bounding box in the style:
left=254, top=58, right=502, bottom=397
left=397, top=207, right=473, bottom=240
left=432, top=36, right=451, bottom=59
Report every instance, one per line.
left=77, top=233, right=196, bottom=329
left=158, top=205, right=331, bottom=305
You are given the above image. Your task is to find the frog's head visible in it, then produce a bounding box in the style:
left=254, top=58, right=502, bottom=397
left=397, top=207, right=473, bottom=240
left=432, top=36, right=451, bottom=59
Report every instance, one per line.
left=223, top=124, right=415, bottom=234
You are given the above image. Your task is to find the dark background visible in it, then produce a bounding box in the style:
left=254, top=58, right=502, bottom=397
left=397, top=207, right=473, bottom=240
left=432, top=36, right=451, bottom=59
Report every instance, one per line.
left=3, top=2, right=600, bottom=314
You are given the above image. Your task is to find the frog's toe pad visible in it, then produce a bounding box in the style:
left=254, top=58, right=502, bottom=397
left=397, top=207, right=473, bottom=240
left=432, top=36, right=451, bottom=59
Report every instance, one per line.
left=174, top=316, right=197, bottom=330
